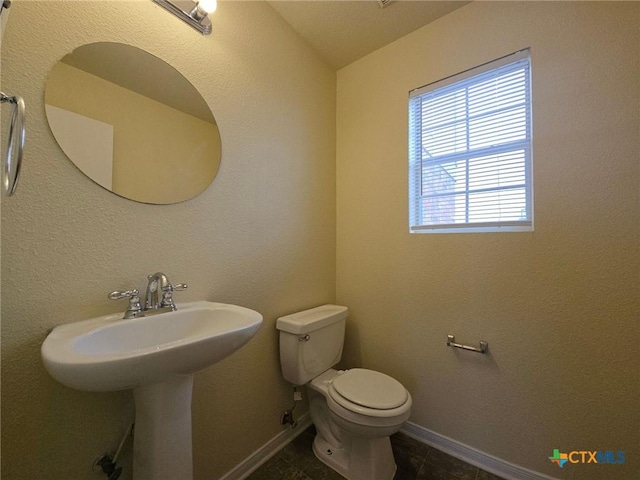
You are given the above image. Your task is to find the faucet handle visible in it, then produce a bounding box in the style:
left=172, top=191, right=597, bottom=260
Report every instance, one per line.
left=108, top=289, right=139, bottom=300
left=160, top=283, right=188, bottom=310
left=108, top=289, right=143, bottom=319
left=163, top=283, right=188, bottom=292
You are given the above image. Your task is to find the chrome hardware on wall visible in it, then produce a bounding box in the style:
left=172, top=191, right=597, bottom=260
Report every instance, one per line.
left=152, top=0, right=217, bottom=35
left=1, top=91, right=25, bottom=197
left=447, top=334, right=488, bottom=354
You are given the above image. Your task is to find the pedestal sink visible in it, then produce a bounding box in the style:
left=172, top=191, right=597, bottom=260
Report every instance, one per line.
left=41, top=301, right=263, bottom=480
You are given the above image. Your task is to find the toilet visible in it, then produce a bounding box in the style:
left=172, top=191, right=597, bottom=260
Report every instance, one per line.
left=277, top=305, right=412, bottom=480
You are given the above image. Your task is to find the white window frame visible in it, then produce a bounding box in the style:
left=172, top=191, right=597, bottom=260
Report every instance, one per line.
left=408, top=49, right=533, bottom=234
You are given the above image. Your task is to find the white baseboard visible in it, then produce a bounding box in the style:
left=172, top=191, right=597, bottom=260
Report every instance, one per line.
left=219, top=413, right=312, bottom=480
left=218, top=416, right=559, bottom=480
left=401, top=422, right=560, bottom=480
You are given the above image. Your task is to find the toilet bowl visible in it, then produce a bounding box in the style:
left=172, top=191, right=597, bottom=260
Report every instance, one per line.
left=309, top=368, right=412, bottom=480
left=277, top=305, right=412, bottom=480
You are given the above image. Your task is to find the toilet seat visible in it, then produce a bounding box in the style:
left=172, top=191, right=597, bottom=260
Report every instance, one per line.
left=327, top=368, right=411, bottom=418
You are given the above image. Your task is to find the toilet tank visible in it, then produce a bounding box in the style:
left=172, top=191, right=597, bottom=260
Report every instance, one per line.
left=276, top=305, right=347, bottom=385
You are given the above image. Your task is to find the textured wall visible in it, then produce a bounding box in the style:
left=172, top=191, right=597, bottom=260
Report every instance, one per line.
left=336, top=2, right=638, bottom=479
left=1, top=1, right=335, bottom=479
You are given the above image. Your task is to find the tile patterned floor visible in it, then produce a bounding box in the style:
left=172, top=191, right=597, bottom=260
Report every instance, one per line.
left=246, top=426, right=506, bottom=480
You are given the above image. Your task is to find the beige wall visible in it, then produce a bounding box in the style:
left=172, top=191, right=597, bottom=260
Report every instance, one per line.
left=3, top=1, right=639, bottom=480
left=1, top=1, right=335, bottom=479
left=337, top=2, right=638, bottom=479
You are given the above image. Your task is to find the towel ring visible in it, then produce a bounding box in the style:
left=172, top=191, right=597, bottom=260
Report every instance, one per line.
left=1, top=92, right=26, bottom=197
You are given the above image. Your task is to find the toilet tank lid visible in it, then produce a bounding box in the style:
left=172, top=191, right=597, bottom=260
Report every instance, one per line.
left=276, top=304, right=348, bottom=334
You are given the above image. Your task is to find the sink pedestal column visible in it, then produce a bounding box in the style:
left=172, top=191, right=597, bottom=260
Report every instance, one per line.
left=133, top=374, right=194, bottom=480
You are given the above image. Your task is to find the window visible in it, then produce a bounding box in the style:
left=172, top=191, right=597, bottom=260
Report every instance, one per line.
left=408, top=49, right=532, bottom=233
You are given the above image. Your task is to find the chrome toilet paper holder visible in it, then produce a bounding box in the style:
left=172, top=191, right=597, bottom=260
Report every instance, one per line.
left=447, top=334, right=488, bottom=354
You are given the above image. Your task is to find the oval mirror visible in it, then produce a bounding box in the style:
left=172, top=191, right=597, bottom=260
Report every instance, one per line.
left=45, top=42, right=221, bottom=204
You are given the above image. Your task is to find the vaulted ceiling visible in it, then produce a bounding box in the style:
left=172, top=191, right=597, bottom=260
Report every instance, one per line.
left=267, top=1, right=470, bottom=69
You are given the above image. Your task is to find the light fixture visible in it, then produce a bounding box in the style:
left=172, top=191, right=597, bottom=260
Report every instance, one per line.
left=152, top=0, right=217, bottom=35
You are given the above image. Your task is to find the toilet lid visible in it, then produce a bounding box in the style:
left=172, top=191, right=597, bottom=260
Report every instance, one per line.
left=330, top=368, right=408, bottom=410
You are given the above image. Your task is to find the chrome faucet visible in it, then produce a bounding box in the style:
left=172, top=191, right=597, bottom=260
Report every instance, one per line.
left=109, top=272, right=188, bottom=319
left=145, top=272, right=188, bottom=311
left=145, top=272, right=170, bottom=310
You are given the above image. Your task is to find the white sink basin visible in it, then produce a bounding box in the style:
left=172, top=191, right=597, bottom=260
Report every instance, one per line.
left=41, top=301, right=263, bottom=391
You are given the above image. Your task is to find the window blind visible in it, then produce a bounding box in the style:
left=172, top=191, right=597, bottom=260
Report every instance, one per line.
left=409, top=49, right=532, bottom=233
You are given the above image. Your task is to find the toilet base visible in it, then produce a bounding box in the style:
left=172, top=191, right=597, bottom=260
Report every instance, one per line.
left=312, top=433, right=397, bottom=480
